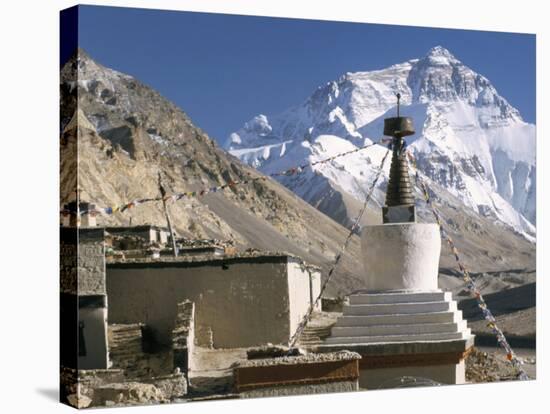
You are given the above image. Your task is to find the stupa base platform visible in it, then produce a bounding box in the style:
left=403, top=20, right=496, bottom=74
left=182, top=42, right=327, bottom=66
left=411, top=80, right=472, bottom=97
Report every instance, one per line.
left=316, top=338, right=473, bottom=388
left=315, top=289, right=474, bottom=388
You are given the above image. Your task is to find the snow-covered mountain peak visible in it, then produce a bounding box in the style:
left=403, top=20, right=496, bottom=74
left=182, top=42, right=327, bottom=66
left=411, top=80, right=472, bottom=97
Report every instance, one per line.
left=408, top=47, right=522, bottom=125
left=225, top=46, right=535, bottom=239
left=410, top=47, right=480, bottom=103
left=425, top=45, right=458, bottom=61
left=226, top=44, right=523, bottom=155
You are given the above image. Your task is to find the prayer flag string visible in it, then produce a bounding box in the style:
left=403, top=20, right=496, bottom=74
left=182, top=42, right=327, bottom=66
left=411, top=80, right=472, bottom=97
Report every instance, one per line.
left=61, top=137, right=531, bottom=379
left=62, top=139, right=390, bottom=217
left=407, top=150, right=529, bottom=381
left=287, top=145, right=392, bottom=350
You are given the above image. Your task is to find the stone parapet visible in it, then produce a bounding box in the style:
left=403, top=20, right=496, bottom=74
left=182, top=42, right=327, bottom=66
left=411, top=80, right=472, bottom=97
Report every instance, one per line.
left=234, top=351, right=361, bottom=395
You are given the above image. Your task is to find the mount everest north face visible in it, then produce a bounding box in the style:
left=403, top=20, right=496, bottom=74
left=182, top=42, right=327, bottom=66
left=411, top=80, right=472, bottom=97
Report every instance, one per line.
left=225, top=46, right=536, bottom=241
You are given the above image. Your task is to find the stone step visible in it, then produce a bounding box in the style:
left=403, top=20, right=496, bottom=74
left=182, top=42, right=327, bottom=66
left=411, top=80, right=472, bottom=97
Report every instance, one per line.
left=334, top=311, right=463, bottom=327
left=349, top=291, right=452, bottom=305
left=330, top=321, right=467, bottom=338
left=323, top=329, right=471, bottom=345
left=303, top=326, right=332, bottom=332
left=299, top=335, right=323, bottom=342
left=299, top=329, right=332, bottom=339
left=343, top=301, right=456, bottom=316
left=300, top=332, right=330, bottom=338
left=297, top=339, right=323, bottom=345
left=301, top=331, right=332, bottom=338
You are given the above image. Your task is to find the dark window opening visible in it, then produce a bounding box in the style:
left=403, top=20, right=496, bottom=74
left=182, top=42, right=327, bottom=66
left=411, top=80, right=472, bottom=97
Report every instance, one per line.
left=78, top=321, right=87, bottom=357
left=140, top=325, right=168, bottom=354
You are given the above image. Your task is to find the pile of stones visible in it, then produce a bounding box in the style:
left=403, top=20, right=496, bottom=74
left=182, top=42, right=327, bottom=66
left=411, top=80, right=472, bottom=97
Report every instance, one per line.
left=465, top=348, right=517, bottom=382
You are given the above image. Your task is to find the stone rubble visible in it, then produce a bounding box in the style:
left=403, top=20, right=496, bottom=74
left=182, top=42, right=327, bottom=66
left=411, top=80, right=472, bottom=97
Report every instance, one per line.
left=91, top=382, right=166, bottom=406
left=246, top=344, right=303, bottom=360
left=465, top=348, right=517, bottom=382
left=108, top=324, right=173, bottom=379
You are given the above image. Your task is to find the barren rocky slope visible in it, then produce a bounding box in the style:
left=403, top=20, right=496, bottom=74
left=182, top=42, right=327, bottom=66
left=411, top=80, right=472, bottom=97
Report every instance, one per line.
left=60, top=49, right=368, bottom=296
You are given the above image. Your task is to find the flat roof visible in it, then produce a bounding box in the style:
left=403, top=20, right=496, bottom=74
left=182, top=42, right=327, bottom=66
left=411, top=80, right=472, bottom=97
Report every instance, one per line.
left=105, top=225, right=169, bottom=233
left=237, top=351, right=361, bottom=368
left=107, top=250, right=320, bottom=270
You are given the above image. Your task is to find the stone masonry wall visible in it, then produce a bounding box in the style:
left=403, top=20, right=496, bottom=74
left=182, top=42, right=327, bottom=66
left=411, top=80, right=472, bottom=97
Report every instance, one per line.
left=78, top=228, right=106, bottom=295
left=172, top=301, right=195, bottom=374
left=108, top=324, right=174, bottom=379
left=60, top=227, right=108, bottom=371
left=60, top=227, right=77, bottom=294
left=60, top=227, right=107, bottom=296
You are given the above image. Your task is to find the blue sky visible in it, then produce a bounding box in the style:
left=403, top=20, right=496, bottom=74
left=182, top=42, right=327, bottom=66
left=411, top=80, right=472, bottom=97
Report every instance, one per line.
left=72, top=5, right=536, bottom=143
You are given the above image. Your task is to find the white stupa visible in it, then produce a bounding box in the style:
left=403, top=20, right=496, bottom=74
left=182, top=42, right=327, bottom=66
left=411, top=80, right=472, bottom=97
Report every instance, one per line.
left=319, top=95, right=474, bottom=389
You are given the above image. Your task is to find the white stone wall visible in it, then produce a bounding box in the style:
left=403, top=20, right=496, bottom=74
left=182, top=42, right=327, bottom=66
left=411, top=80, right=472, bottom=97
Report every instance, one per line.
left=361, top=223, right=441, bottom=291
left=158, top=230, right=168, bottom=245
left=286, top=261, right=322, bottom=336
left=360, top=360, right=466, bottom=389
left=310, top=269, right=322, bottom=311
left=185, top=306, right=195, bottom=369
left=78, top=307, right=109, bottom=369
left=149, top=229, right=157, bottom=244
left=107, top=258, right=316, bottom=348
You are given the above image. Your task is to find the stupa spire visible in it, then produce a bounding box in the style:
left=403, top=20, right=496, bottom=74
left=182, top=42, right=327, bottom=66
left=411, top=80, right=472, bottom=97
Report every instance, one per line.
left=382, top=93, right=416, bottom=223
